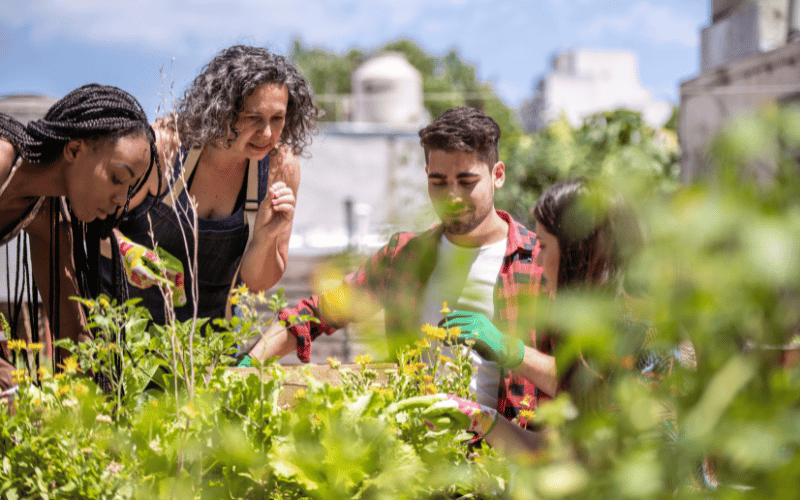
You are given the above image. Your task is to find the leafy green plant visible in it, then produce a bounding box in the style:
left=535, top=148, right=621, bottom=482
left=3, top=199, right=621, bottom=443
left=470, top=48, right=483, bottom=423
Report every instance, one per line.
left=1, top=290, right=512, bottom=499
left=3, top=105, right=800, bottom=500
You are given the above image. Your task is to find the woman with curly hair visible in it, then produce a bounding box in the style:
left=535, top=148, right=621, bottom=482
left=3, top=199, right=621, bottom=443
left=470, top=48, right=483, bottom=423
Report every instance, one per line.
left=101, top=45, right=318, bottom=324
left=0, top=83, right=158, bottom=390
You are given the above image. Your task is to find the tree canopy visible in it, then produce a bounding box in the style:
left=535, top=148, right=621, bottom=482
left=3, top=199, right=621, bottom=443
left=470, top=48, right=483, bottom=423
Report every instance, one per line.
left=289, top=37, right=523, bottom=141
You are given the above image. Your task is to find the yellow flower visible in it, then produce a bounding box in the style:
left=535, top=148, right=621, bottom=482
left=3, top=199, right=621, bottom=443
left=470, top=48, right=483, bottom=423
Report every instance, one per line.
left=54, top=373, right=65, bottom=381
left=150, top=400, right=159, bottom=407
left=518, top=410, right=536, bottom=422
left=323, top=286, right=354, bottom=318
left=84, top=299, right=96, bottom=308
left=7, top=339, right=26, bottom=351
left=11, top=369, right=26, bottom=384
left=354, top=354, right=372, bottom=366
left=422, top=324, right=447, bottom=341
left=327, top=357, right=341, bottom=369
left=74, top=384, right=88, bottom=397
left=422, top=374, right=433, bottom=383
left=414, top=362, right=427, bottom=371
left=181, top=403, right=199, bottom=419
left=440, top=302, right=451, bottom=315
left=99, top=298, right=110, bottom=308
left=521, top=394, right=533, bottom=408
left=257, top=291, right=267, bottom=304
left=229, top=295, right=240, bottom=306
left=27, top=342, right=44, bottom=351
left=423, top=384, right=437, bottom=395
left=32, top=398, right=42, bottom=406
left=439, top=355, right=453, bottom=365
left=407, top=348, right=420, bottom=357
left=414, top=338, right=431, bottom=349
left=235, top=284, right=249, bottom=295
left=37, top=366, right=50, bottom=380
left=447, top=327, right=462, bottom=339
left=402, top=364, right=416, bottom=376
left=56, top=384, right=71, bottom=397
left=59, top=357, right=79, bottom=374
left=294, top=388, right=307, bottom=399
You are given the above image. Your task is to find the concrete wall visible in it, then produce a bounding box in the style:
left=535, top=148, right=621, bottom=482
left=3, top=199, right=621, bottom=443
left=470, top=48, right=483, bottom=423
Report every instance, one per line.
left=702, top=0, right=791, bottom=72
left=289, top=127, right=430, bottom=255
left=679, top=39, right=800, bottom=181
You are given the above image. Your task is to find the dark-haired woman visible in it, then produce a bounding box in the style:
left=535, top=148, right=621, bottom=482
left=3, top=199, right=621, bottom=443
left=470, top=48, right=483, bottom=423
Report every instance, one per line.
left=0, top=83, right=158, bottom=390
left=102, top=45, right=318, bottom=325
left=435, top=178, right=641, bottom=457
left=532, top=178, right=650, bottom=398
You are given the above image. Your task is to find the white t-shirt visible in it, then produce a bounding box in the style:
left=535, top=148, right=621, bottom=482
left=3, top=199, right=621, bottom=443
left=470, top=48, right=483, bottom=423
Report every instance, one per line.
left=420, top=235, right=507, bottom=407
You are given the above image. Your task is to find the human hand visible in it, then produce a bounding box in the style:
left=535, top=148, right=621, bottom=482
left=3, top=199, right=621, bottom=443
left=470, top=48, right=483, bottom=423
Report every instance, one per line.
left=422, top=394, right=499, bottom=436
left=1, top=385, right=18, bottom=401
left=253, top=181, right=296, bottom=237
left=439, top=310, right=524, bottom=369
left=118, top=236, right=186, bottom=306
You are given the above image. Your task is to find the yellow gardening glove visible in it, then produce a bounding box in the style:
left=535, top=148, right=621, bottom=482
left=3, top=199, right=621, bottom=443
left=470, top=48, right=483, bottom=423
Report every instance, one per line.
left=118, top=236, right=186, bottom=307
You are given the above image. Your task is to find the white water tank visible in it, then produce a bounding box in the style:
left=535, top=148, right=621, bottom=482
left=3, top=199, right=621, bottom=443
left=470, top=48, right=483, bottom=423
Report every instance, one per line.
left=351, top=52, right=424, bottom=126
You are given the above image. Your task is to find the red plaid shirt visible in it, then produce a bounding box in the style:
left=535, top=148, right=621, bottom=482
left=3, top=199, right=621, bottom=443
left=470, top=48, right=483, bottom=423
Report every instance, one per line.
left=279, top=210, right=549, bottom=419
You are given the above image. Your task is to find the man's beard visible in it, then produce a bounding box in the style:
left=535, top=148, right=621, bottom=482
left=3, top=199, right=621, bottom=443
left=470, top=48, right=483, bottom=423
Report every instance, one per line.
left=442, top=206, right=490, bottom=236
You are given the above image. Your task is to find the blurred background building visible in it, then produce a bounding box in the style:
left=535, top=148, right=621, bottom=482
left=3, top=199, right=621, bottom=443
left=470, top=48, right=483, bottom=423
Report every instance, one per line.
left=519, top=48, right=673, bottom=132
left=289, top=51, right=431, bottom=259
left=679, top=0, right=800, bottom=181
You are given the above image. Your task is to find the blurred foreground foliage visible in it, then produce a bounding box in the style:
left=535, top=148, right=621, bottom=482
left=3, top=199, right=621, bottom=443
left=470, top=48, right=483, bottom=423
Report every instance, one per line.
left=496, top=108, right=680, bottom=226
left=526, top=103, right=800, bottom=499
left=1, top=104, right=800, bottom=499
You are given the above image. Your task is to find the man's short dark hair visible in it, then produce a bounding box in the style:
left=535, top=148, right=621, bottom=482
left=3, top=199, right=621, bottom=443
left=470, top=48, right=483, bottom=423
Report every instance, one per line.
left=418, top=106, right=501, bottom=167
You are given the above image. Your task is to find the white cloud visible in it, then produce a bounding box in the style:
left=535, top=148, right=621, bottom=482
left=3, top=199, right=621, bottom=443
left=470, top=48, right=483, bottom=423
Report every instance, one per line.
left=582, top=1, right=702, bottom=48
left=2, top=0, right=438, bottom=53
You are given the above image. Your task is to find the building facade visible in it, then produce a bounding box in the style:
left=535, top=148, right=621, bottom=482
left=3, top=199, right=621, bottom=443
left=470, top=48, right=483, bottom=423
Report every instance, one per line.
left=680, top=0, right=800, bottom=181
left=520, top=48, right=673, bottom=132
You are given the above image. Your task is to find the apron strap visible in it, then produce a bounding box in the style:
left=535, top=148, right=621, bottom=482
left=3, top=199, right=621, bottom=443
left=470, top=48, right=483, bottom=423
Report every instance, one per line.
left=163, top=146, right=202, bottom=209
left=162, top=144, right=265, bottom=323
left=244, top=156, right=260, bottom=243
left=227, top=155, right=264, bottom=321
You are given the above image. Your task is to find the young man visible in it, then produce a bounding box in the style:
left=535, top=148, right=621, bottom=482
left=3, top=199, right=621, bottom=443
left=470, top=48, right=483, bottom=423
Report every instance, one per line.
left=249, top=106, right=556, bottom=419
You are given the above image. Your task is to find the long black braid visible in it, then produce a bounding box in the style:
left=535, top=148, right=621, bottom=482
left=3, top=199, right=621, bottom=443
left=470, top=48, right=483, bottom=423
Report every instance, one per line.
left=0, top=84, right=161, bottom=387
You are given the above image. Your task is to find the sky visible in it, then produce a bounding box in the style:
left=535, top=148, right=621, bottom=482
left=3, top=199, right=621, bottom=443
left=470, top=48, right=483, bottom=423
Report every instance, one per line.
left=0, top=0, right=709, bottom=121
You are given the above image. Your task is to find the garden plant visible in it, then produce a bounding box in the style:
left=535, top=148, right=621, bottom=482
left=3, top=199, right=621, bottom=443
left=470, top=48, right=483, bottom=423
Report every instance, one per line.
left=1, top=104, right=800, bottom=499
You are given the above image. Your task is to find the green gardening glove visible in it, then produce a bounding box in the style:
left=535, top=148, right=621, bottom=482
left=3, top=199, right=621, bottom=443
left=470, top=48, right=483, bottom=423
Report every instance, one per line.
left=439, top=310, right=524, bottom=369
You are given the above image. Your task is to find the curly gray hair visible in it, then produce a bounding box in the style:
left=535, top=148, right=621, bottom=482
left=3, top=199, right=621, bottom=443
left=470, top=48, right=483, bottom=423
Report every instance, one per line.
left=176, top=45, right=319, bottom=155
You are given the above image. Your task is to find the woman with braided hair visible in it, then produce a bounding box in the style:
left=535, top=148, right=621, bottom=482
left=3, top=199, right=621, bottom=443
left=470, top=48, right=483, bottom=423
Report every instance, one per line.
left=0, top=83, right=158, bottom=390
left=100, top=45, right=318, bottom=326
